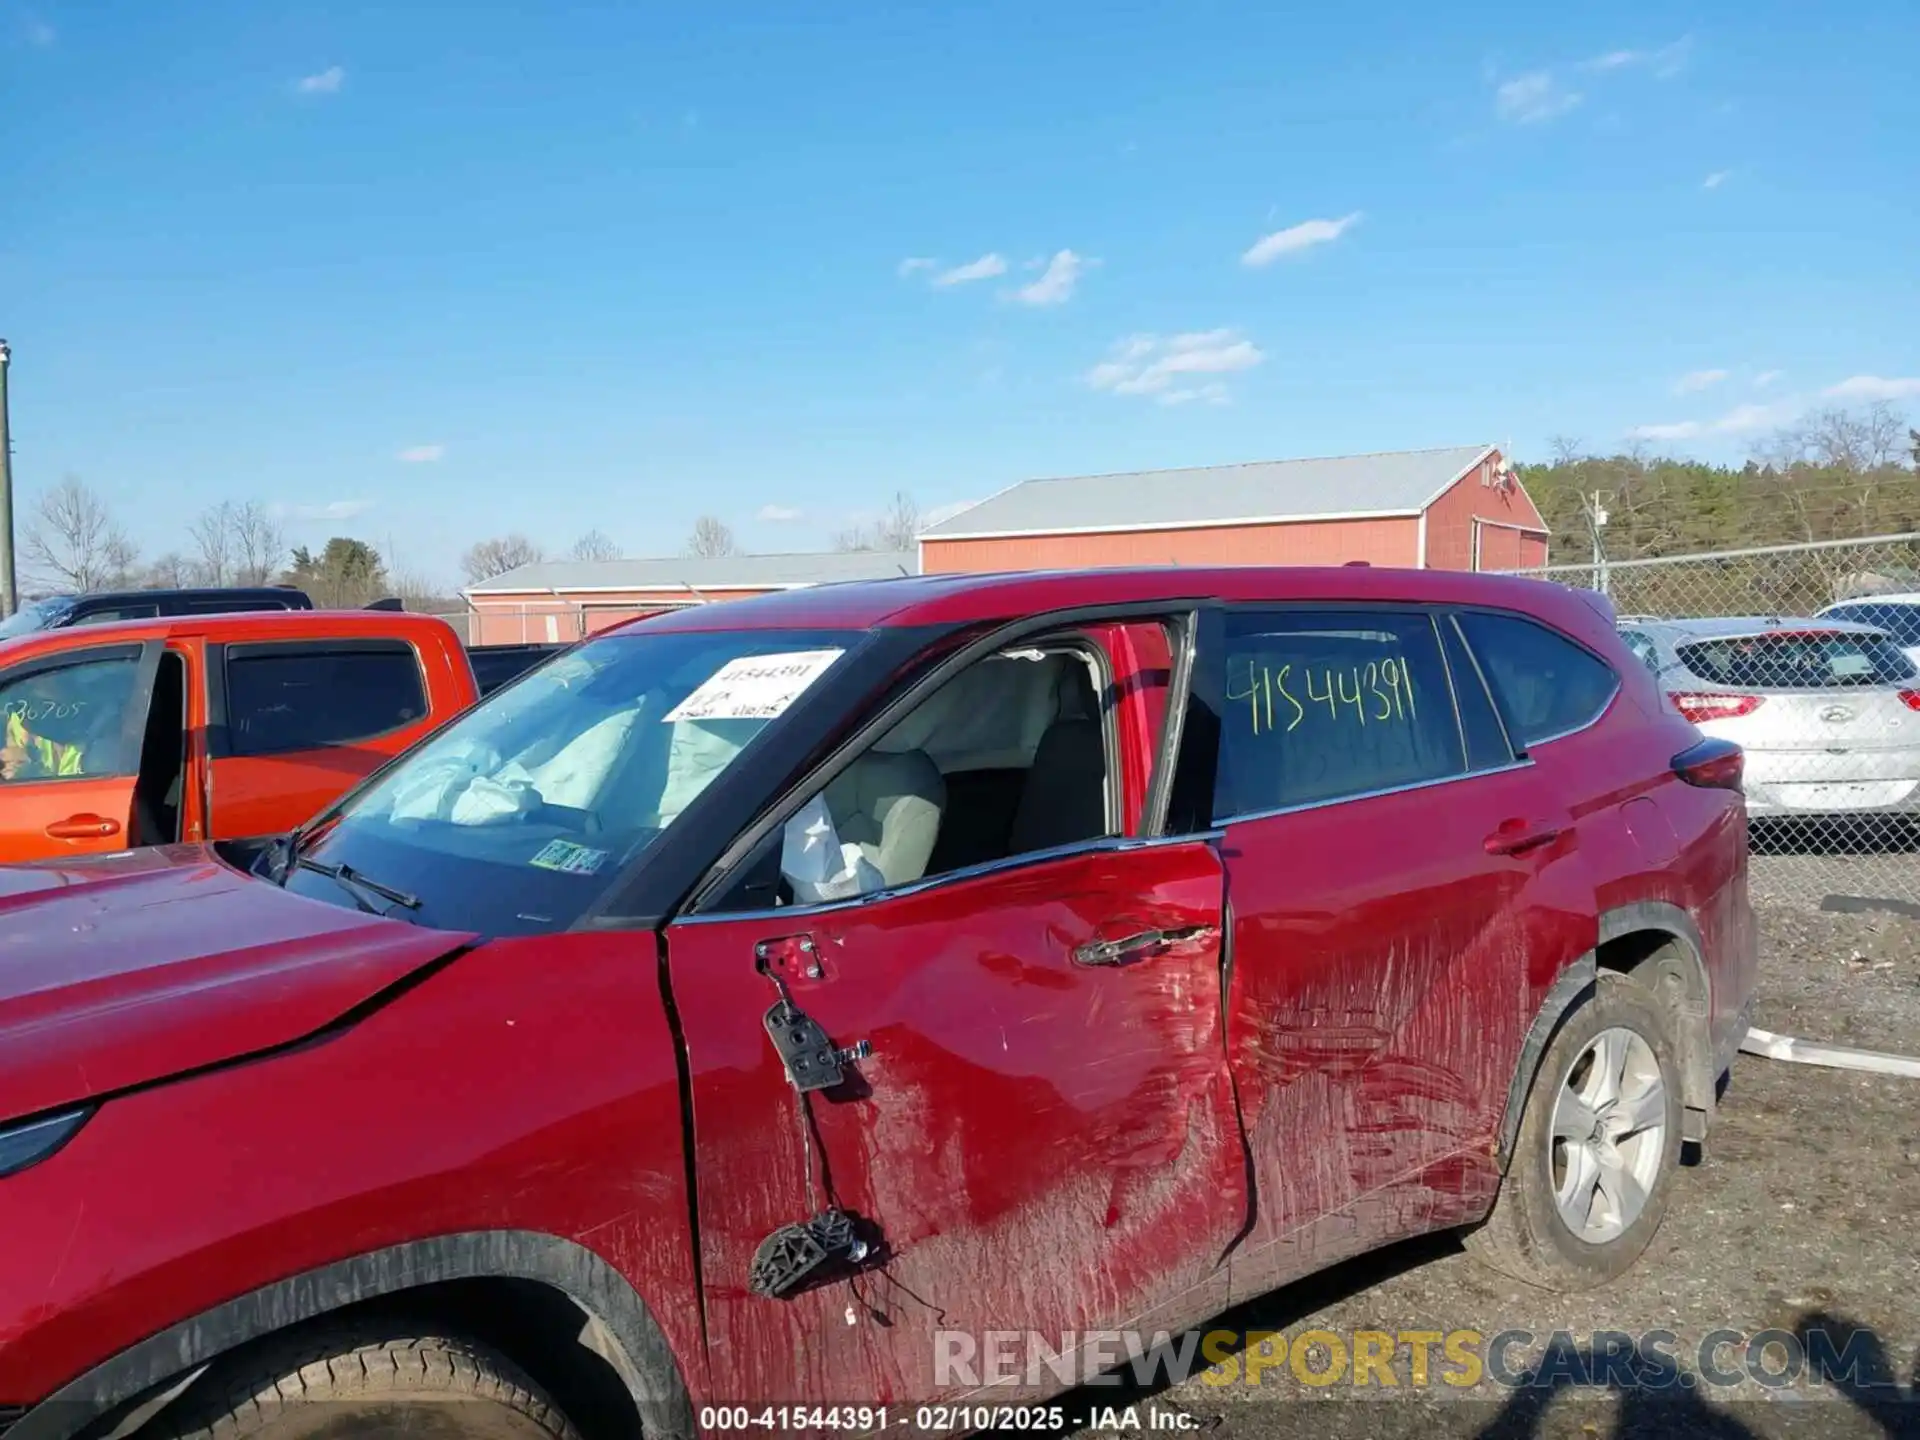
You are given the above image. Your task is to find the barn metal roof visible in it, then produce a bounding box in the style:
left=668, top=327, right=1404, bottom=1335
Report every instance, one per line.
left=919, top=444, right=1497, bottom=540
left=466, top=550, right=915, bottom=596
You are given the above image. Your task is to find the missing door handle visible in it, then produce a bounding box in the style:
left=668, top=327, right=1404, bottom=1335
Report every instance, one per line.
left=1073, top=924, right=1216, bottom=967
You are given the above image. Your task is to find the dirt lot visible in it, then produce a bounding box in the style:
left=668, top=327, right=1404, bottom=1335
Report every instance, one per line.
left=1053, top=901, right=1920, bottom=1440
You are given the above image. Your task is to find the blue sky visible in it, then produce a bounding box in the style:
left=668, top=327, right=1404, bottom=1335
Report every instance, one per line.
left=5, top=0, right=1917, bottom=587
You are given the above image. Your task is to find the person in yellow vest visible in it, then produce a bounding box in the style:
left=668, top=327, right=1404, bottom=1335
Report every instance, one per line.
left=1, top=708, right=86, bottom=781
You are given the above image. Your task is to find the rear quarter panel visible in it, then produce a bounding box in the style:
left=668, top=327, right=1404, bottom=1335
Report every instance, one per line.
left=0, top=930, right=702, bottom=1408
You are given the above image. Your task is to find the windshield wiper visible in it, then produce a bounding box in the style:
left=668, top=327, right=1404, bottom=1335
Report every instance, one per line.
left=294, top=855, right=422, bottom=917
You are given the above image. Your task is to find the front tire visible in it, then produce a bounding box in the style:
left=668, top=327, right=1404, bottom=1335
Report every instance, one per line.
left=1467, top=971, right=1684, bottom=1291
left=147, top=1322, right=582, bottom=1440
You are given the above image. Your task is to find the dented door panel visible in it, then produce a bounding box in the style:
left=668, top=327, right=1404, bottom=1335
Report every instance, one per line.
left=665, top=840, right=1243, bottom=1408
left=1219, top=771, right=1596, bottom=1304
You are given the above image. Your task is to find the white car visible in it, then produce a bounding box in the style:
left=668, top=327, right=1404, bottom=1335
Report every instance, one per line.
left=1617, top=615, right=1920, bottom=818
left=1817, top=593, right=1920, bottom=672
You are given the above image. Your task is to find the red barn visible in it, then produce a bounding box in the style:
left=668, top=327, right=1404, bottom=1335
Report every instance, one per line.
left=918, top=444, right=1549, bottom=576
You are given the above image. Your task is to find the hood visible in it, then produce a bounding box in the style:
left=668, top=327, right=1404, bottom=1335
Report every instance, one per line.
left=0, top=845, right=477, bottom=1124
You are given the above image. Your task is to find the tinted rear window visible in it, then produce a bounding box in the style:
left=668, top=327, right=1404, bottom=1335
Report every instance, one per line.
left=227, top=645, right=428, bottom=754
left=1675, top=631, right=1918, bottom=689
left=1456, top=612, right=1618, bottom=747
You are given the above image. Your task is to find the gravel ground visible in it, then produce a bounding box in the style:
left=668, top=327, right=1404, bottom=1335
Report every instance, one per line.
left=1050, top=902, right=1920, bottom=1440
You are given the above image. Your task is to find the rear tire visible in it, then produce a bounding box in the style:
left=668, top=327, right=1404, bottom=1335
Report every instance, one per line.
left=147, top=1322, right=582, bottom=1440
left=1466, top=971, right=1684, bottom=1291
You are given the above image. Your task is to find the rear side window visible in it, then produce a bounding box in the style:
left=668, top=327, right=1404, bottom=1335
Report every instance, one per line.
left=1675, top=630, right=1918, bottom=690
left=1214, top=609, right=1464, bottom=816
left=73, top=603, right=161, bottom=626
left=225, top=644, right=427, bottom=755
left=1457, top=612, right=1618, bottom=748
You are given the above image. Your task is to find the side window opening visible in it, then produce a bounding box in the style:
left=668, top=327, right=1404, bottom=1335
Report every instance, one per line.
left=132, top=652, right=189, bottom=843
left=1456, top=611, right=1619, bottom=748
left=1213, top=609, right=1467, bottom=818
left=720, top=636, right=1119, bottom=911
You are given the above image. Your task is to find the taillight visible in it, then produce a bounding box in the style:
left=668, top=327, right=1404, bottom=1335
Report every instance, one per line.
left=1669, top=691, right=1765, bottom=723
left=1673, top=737, right=1744, bottom=791
left=1899, top=689, right=1920, bottom=713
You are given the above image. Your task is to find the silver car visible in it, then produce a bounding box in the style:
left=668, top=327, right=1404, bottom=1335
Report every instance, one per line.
left=1617, top=615, right=1920, bottom=817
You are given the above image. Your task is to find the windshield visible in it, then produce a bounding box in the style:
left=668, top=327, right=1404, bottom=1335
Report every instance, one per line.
left=286, top=626, right=862, bottom=934
left=1675, top=629, right=1919, bottom=690
left=0, top=598, right=75, bottom=639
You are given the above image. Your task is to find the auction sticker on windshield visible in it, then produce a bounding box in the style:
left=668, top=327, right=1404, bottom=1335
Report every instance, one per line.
left=664, top=649, right=844, bottom=723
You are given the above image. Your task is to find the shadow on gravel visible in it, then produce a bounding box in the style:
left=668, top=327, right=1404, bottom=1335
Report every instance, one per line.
left=1471, top=1312, right=1920, bottom=1440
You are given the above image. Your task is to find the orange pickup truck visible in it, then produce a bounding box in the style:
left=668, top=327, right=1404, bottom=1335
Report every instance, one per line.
left=0, top=609, right=511, bottom=864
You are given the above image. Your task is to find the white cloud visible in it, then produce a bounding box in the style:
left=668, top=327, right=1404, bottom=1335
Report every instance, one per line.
left=1583, top=37, right=1692, bottom=77
left=25, top=16, right=54, bottom=46
left=396, top=443, right=445, bottom=463
left=1702, top=170, right=1730, bottom=190
left=1673, top=368, right=1729, bottom=395
left=1241, top=212, right=1363, bottom=267
left=1157, top=383, right=1231, bottom=407
left=1015, top=249, right=1088, bottom=306
left=1630, top=400, right=1789, bottom=442
left=295, top=66, right=345, bottom=96
left=1755, top=369, right=1783, bottom=388
left=1496, top=71, right=1582, bottom=124
left=272, top=499, right=374, bottom=522
left=1824, top=375, right=1920, bottom=402
left=896, top=257, right=937, bottom=277
left=932, top=253, right=1007, bottom=287
left=1086, top=329, right=1264, bottom=401
left=755, top=503, right=804, bottom=522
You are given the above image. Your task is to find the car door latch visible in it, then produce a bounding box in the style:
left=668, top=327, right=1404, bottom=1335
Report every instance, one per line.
left=764, top=998, right=870, bottom=1093
left=749, top=1208, right=874, bottom=1299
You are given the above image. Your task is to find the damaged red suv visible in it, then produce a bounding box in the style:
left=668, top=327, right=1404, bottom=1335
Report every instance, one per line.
left=0, top=567, right=1754, bottom=1440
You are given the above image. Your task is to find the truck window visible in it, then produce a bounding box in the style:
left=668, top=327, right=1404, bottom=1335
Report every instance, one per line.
left=0, top=654, right=143, bottom=781
left=226, top=643, right=428, bottom=754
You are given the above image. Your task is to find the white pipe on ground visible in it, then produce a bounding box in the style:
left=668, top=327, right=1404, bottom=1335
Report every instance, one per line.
left=1740, top=1027, right=1920, bottom=1079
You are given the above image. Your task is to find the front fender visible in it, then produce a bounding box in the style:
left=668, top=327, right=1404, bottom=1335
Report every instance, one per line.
left=0, top=932, right=704, bottom=1424
left=11, top=1232, right=695, bottom=1440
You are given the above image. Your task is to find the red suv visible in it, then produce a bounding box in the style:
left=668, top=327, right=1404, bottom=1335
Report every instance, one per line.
left=0, top=567, right=1754, bottom=1440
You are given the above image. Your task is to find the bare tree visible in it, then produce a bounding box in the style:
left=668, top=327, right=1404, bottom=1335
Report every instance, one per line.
left=143, top=552, right=198, bottom=589
left=832, top=492, right=921, bottom=552
left=232, top=501, right=287, bottom=586
left=189, top=502, right=237, bottom=586
left=24, top=477, right=139, bottom=592
left=570, top=529, right=621, bottom=562
left=1762, top=403, right=1909, bottom=473
left=686, top=516, right=736, bottom=558
left=461, top=534, right=545, bottom=585
left=1547, top=435, right=1586, bottom=467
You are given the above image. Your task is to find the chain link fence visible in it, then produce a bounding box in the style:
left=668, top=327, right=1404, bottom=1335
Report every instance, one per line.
left=1502, top=532, right=1920, bottom=912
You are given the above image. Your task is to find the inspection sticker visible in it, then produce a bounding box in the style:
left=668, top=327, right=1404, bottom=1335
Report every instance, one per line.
left=529, top=839, right=610, bottom=875
left=663, top=649, right=844, bottom=723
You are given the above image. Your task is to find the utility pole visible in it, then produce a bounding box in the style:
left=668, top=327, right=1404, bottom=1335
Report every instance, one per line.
left=1581, top=489, right=1611, bottom=597
left=0, top=339, right=15, bottom=618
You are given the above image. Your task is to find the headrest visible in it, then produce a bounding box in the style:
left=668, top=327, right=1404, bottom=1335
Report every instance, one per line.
left=1054, top=660, right=1098, bottom=722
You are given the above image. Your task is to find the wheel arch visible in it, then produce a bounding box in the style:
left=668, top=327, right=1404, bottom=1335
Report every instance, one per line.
left=12, top=1231, right=696, bottom=1440
left=1496, top=901, right=1714, bottom=1166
